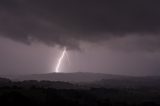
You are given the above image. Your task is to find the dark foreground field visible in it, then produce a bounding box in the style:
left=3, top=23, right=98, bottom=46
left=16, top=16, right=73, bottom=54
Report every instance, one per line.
left=0, top=77, right=160, bottom=106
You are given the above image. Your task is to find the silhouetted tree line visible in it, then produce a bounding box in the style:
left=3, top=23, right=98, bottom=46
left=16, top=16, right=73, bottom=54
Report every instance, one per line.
left=0, top=78, right=160, bottom=106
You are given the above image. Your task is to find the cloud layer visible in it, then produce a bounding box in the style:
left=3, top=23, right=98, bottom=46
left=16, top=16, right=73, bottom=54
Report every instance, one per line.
left=0, top=0, right=160, bottom=50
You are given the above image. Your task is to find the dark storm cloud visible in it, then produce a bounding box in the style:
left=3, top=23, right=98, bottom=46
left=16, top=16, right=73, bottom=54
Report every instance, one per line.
left=1, top=0, right=160, bottom=49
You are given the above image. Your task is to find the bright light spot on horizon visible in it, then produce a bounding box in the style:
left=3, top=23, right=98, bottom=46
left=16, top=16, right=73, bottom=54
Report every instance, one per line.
left=55, top=47, right=67, bottom=73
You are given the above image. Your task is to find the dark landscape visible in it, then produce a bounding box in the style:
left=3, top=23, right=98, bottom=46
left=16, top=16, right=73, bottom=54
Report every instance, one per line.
left=0, top=73, right=160, bottom=106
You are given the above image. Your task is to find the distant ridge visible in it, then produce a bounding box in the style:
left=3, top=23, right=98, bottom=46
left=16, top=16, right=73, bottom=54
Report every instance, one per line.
left=3, top=72, right=132, bottom=83
left=2, top=72, right=160, bottom=84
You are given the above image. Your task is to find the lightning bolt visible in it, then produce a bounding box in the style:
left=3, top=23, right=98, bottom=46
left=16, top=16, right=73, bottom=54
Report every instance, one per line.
left=55, top=47, right=67, bottom=73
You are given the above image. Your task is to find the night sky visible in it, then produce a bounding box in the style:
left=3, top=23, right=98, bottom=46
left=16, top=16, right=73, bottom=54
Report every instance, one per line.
left=0, top=0, right=160, bottom=75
